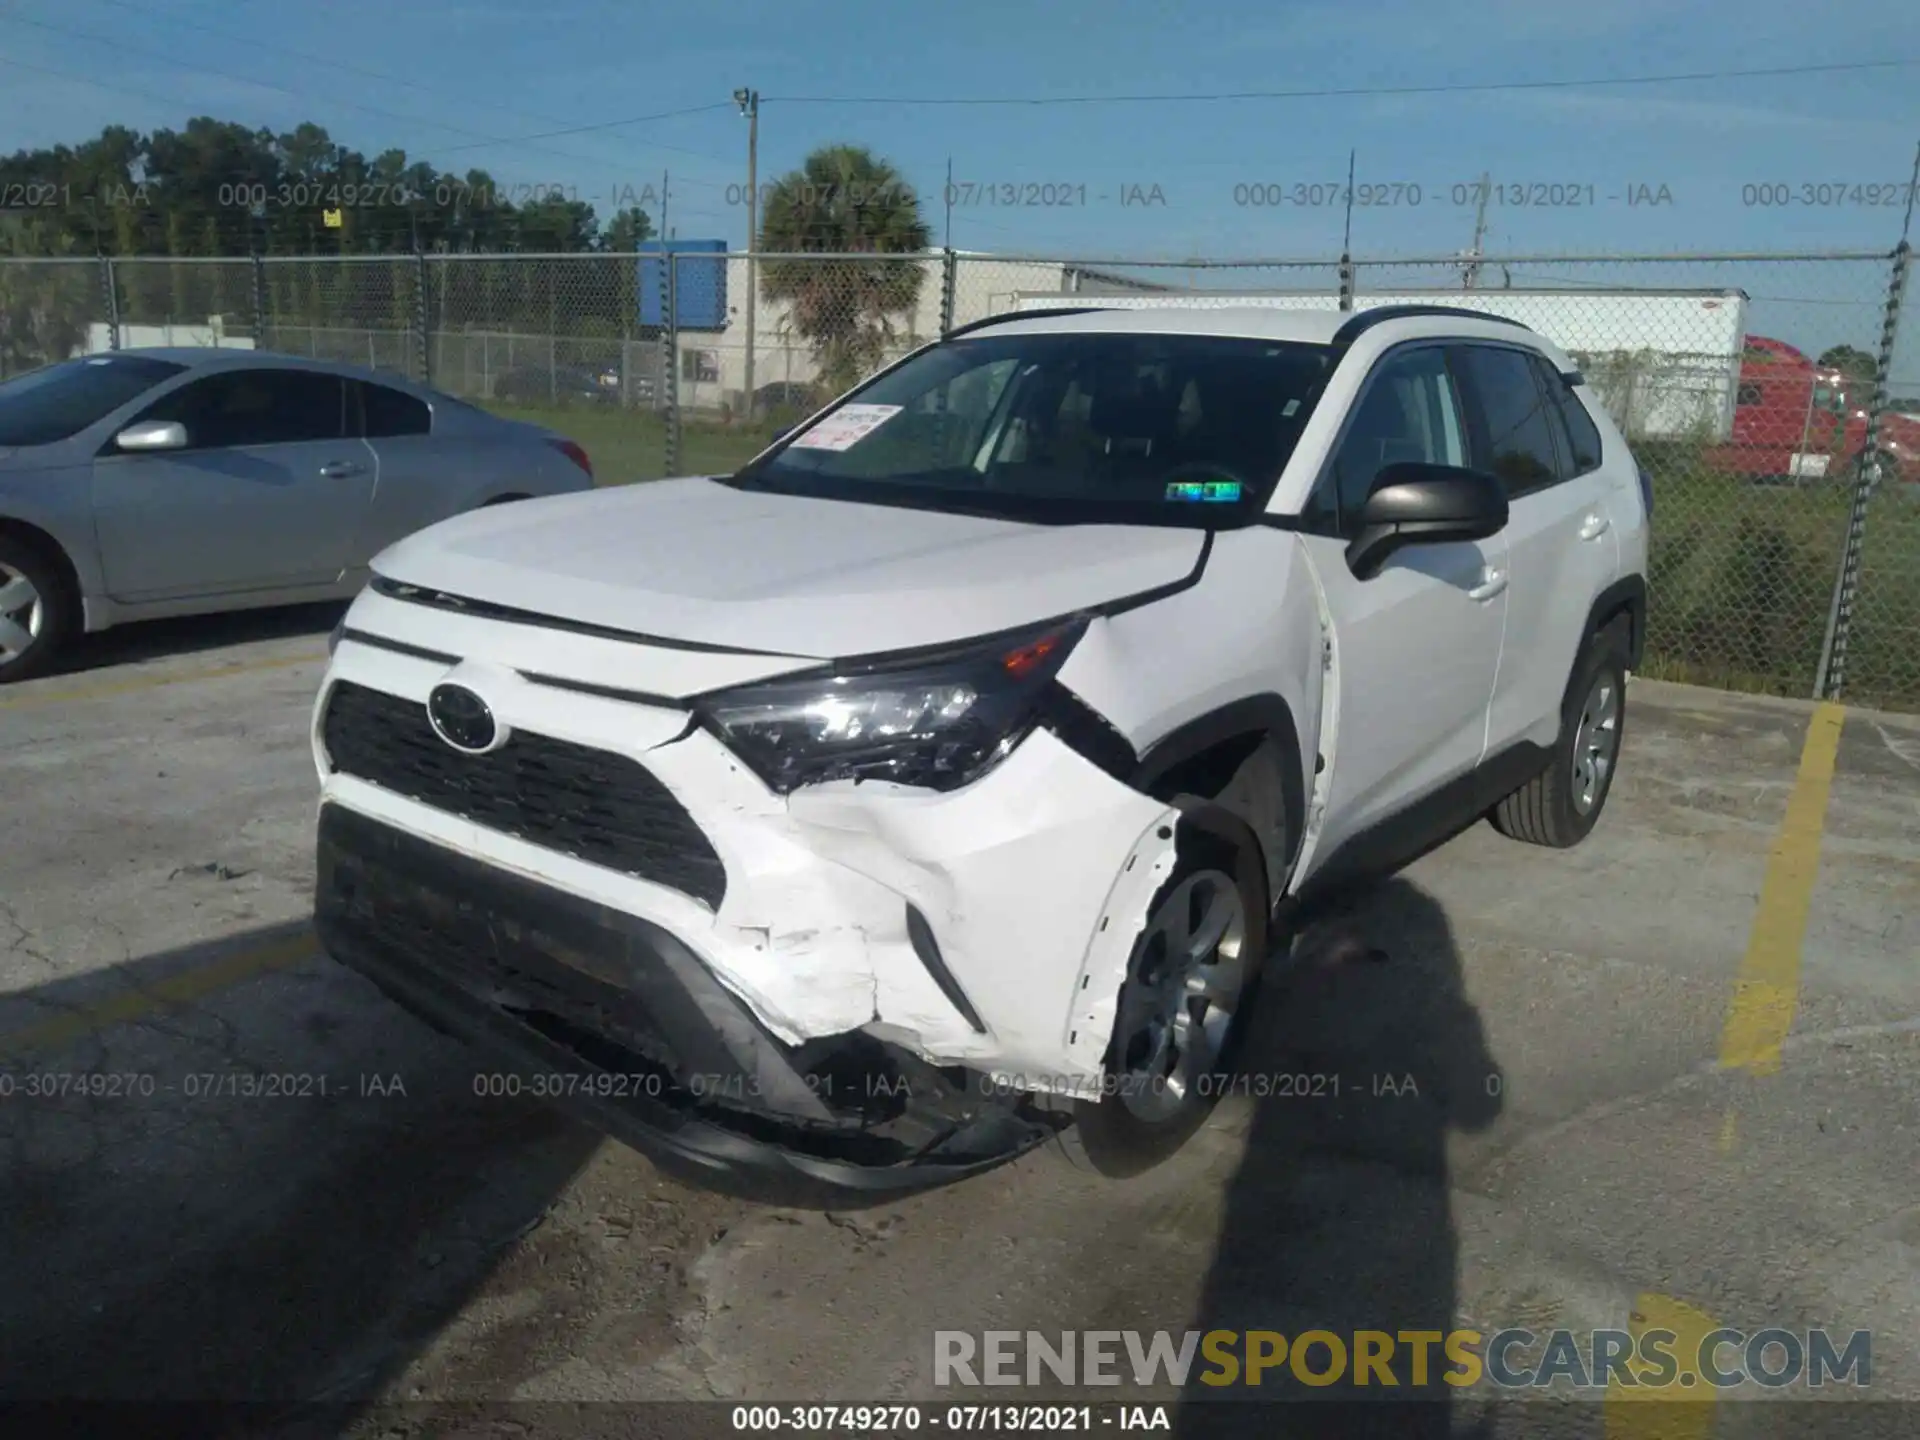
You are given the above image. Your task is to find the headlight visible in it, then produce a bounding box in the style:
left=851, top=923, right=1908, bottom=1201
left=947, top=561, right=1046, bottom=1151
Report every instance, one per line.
left=699, top=618, right=1088, bottom=794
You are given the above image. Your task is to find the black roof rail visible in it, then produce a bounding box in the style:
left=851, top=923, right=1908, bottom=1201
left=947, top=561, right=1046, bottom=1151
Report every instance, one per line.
left=942, top=306, right=1102, bottom=339
left=1331, top=304, right=1531, bottom=346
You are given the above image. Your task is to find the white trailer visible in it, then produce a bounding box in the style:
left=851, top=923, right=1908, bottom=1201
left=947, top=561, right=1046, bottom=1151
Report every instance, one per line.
left=79, top=319, right=255, bottom=356
left=1009, top=287, right=1750, bottom=441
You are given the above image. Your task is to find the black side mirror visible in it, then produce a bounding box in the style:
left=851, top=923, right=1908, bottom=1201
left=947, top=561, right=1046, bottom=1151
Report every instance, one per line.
left=1346, top=462, right=1509, bottom=580
left=768, top=425, right=794, bottom=446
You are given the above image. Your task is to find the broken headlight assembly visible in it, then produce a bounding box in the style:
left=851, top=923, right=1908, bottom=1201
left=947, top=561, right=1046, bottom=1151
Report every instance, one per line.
left=698, top=617, right=1089, bottom=795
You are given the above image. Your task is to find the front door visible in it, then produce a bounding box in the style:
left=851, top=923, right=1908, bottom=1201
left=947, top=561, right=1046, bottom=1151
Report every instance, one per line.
left=1295, top=342, right=1509, bottom=872
left=92, top=366, right=375, bottom=601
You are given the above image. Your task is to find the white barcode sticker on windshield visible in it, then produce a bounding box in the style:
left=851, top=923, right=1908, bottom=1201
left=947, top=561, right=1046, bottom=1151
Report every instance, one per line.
left=789, top=404, right=902, bottom=451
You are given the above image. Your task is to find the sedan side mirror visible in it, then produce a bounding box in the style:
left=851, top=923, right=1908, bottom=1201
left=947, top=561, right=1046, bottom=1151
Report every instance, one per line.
left=114, top=420, right=188, bottom=453
left=768, top=425, right=794, bottom=446
left=1346, top=462, right=1508, bottom=580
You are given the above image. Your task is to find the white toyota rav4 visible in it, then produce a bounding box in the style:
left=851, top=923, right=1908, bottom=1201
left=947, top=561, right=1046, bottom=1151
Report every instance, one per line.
left=311, top=303, right=1650, bottom=1203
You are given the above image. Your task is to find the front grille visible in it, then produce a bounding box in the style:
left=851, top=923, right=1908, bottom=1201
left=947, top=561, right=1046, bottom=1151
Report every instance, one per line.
left=321, top=680, right=727, bottom=908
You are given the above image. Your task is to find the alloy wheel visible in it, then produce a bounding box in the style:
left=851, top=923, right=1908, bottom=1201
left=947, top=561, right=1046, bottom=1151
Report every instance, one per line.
left=1111, top=868, right=1249, bottom=1124
left=1570, top=672, right=1621, bottom=815
left=0, top=563, right=45, bottom=669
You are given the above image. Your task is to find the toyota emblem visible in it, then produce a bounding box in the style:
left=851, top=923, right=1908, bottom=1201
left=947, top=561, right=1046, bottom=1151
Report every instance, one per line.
left=427, top=682, right=502, bottom=753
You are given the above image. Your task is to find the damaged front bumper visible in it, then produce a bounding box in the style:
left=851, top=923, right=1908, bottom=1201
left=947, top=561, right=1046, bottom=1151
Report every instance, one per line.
left=314, top=804, right=1061, bottom=1206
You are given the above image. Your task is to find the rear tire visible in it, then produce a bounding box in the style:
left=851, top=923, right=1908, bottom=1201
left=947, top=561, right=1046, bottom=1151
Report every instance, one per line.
left=0, top=535, right=77, bottom=686
left=1490, top=620, right=1630, bottom=848
left=1052, top=832, right=1269, bottom=1178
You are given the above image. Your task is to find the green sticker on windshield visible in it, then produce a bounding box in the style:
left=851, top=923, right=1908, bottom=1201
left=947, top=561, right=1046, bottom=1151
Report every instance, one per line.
left=1166, top=479, right=1242, bottom=503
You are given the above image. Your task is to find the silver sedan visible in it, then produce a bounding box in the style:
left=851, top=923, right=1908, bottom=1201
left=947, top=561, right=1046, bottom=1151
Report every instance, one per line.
left=0, top=348, right=597, bottom=682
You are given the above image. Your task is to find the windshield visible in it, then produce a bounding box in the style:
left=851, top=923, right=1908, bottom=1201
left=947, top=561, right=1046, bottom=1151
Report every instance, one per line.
left=0, top=355, right=187, bottom=447
left=728, top=330, right=1335, bottom=527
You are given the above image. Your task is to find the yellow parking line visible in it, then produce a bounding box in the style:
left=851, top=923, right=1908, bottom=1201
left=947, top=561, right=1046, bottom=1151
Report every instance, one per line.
left=1716, top=702, right=1845, bottom=1077
left=0, top=651, right=322, bottom=711
left=1604, top=1293, right=1719, bottom=1438
left=0, top=932, right=316, bottom=1061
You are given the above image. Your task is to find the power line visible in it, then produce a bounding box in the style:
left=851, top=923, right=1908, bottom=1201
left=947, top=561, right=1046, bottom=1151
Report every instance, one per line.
left=75, top=0, right=736, bottom=169
left=763, top=56, right=1920, bottom=107
left=0, top=11, right=734, bottom=175
left=430, top=103, right=737, bottom=154
left=0, top=54, right=248, bottom=130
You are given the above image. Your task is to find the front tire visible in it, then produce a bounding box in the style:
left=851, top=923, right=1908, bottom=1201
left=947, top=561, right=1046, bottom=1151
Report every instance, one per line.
left=0, top=536, right=76, bottom=685
left=1490, top=620, right=1629, bottom=848
left=1054, top=834, right=1269, bottom=1178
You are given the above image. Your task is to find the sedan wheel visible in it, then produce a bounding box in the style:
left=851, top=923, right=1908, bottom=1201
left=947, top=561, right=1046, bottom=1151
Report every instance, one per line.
left=0, top=562, right=48, bottom=667
left=0, top=540, right=76, bottom=684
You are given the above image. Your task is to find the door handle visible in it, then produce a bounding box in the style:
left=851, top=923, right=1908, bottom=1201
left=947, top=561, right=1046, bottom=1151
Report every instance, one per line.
left=319, top=460, right=365, bottom=479
left=1468, top=567, right=1508, bottom=602
left=1579, top=510, right=1611, bottom=541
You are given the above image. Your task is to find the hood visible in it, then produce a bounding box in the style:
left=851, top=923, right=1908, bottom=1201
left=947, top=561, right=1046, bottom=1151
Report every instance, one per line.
left=369, top=476, right=1207, bottom=657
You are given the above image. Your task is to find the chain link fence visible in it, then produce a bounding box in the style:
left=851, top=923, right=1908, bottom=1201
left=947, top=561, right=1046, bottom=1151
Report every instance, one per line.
left=0, top=246, right=1912, bottom=709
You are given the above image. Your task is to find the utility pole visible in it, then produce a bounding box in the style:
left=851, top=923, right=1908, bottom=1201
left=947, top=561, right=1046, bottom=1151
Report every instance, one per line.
left=1463, top=172, right=1491, bottom=289
left=1336, top=149, right=1356, bottom=312
left=734, top=87, right=760, bottom=423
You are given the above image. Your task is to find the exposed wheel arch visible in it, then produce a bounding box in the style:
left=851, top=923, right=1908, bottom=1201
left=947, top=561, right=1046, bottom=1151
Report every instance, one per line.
left=1130, top=695, right=1308, bottom=906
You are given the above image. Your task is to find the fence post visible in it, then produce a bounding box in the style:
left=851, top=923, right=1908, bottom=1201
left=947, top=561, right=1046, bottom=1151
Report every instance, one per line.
left=413, top=250, right=433, bottom=385
left=250, top=253, right=268, bottom=348
left=663, top=251, right=682, bottom=477
left=939, top=248, right=958, bottom=337
left=99, top=256, right=121, bottom=350
left=1813, top=240, right=1910, bottom=700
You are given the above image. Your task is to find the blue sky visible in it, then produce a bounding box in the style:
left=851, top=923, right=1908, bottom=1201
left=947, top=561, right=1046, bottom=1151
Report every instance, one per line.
left=3, top=0, right=1917, bottom=255
left=4, top=0, right=1920, bottom=366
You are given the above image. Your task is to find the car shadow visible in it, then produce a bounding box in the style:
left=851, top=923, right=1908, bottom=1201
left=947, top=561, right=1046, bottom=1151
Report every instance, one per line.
left=0, top=919, right=603, bottom=1430
left=47, top=599, right=345, bottom=677
left=1174, top=873, right=1508, bottom=1440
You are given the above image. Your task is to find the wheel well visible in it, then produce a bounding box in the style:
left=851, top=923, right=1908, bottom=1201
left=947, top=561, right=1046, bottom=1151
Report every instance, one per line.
left=0, top=518, right=82, bottom=608
left=1141, top=732, right=1264, bottom=807
left=1133, top=700, right=1308, bottom=904
left=1588, top=576, right=1647, bottom=670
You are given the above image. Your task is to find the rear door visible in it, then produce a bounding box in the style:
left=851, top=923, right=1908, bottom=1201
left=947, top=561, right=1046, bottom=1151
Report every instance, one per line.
left=92, top=366, right=373, bottom=601
left=347, top=379, right=468, bottom=562
left=1459, top=344, right=1620, bottom=756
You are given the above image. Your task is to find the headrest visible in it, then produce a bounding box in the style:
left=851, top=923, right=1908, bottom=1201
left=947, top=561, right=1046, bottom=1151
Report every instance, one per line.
left=1088, top=366, right=1178, bottom=440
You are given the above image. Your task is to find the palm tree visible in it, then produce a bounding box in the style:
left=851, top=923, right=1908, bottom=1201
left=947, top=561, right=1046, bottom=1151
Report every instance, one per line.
left=756, top=145, right=931, bottom=398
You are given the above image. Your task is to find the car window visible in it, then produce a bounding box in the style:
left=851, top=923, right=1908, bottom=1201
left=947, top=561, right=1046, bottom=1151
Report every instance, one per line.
left=136, top=368, right=347, bottom=450
left=1454, top=345, right=1561, bottom=497
left=1529, top=356, right=1576, bottom=480
left=359, top=381, right=432, bottom=438
left=729, top=330, right=1335, bottom=529
left=1322, top=346, right=1467, bottom=529
left=0, top=355, right=186, bottom=447
left=1536, top=356, right=1603, bottom=476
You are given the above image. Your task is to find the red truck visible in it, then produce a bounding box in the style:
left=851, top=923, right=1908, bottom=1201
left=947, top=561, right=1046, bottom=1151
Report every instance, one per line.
left=1707, top=335, right=1919, bottom=486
